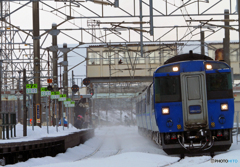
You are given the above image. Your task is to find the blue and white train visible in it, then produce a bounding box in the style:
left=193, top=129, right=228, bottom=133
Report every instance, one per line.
left=136, top=51, right=234, bottom=156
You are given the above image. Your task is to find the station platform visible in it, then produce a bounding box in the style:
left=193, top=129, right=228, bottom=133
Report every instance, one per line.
left=0, top=124, right=94, bottom=165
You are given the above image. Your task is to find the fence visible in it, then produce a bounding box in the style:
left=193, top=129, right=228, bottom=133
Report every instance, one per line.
left=0, top=112, right=16, bottom=139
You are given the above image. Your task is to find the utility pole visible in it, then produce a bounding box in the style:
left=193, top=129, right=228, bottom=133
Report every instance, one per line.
left=72, top=70, right=74, bottom=99
left=32, top=1, right=41, bottom=126
left=52, top=23, right=58, bottom=127
left=201, top=31, right=205, bottom=55
left=63, top=43, right=68, bottom=98
left=17, top=71, right=21, bottom=123
left=23, top=69, right=27, bottom=136
left=0, top=60, right=3, bottom=139
left=224, top=9, right=230, bottom=66
left=139, top=0, right=143, bottom=57
left=238, top=1, right=240, bottom=63
left=52, top=23, right=58, bottom=92
left=71, top=70, right=74, bottom=125
left=63, top=43, right=69, bottom=125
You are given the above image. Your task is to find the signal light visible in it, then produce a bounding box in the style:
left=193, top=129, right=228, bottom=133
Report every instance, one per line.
left=83, top=78, right=90, bottom=86
left=72, top=85, right=79, bottom=94
left=47, top=85, right=53, bottom=91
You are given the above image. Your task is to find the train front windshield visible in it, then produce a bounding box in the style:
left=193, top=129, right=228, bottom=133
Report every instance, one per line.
left=155, top=76, right=181, bottom=103
left=206, top=72, right=233, bottom=99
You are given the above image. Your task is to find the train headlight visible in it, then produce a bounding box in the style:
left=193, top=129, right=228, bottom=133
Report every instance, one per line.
left=172, top=66, right=179, bottom=72
left=162, top=107, right=169, bottom=115
left=221, top=103, right=228, bottom=111
left=206, top=64, right=212, bottom=70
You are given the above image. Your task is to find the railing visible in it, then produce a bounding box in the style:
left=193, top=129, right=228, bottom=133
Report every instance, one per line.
left=0, top=112, right=16, bottom=139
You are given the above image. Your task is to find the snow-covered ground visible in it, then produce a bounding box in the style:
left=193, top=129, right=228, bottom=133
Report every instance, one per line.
left=0, top=123, right=80, bottom=143
left=3, top=125, right=240, bottom=167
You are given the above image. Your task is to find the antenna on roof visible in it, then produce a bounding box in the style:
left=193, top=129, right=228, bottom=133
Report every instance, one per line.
left=189, top=50, right=193, bottom=55
left=189, top=50, right=193, bottom=58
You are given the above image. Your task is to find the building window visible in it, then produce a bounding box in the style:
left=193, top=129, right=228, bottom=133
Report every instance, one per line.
left=148, top=51, right=160, bottom=64
left=135, top=51, right=145, bottom=64
left=103, top=52, right=115, bottom=65
left=88, top=52, right=100, bottom=65
left=121, top=51, right=145, bottom=64
left=230, top=49, right=238, bottom=62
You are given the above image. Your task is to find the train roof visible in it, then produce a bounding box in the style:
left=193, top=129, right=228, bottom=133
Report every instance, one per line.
left=164, top=51, right=213, bottom=65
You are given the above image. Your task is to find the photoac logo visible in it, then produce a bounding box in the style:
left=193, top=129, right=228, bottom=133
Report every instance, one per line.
left=211, top=159, right=238, bottom=163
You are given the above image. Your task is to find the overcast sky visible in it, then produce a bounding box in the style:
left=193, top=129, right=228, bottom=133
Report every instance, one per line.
left=7, top=0, right=240, bottom=83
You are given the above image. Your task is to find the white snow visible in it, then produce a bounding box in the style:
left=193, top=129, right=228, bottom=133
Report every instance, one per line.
left=0, top=123, right=81, bottom=143
left=2, top=125, right=240, bottom=167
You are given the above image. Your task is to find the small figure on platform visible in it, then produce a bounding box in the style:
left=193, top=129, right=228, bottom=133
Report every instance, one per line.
left=58, top=117, right=68, bottom=127
left=118, top=59, right=123, bottom=64
left=74, top=115, right=84, bottom=129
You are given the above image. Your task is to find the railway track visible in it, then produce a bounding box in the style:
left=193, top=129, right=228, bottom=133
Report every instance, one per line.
left=75, top=129, right=122, bottom=161
left=158, top=158, right=182, bottom=167
left=158, top=156, right=212, bottom=167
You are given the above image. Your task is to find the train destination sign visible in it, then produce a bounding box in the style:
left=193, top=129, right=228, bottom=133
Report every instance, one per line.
left=67, top=101, right=75, bottom=107
left=51, top=91, right=60, bottom=99
left=41, top=87, right=51, bottom=97
left=36, top=104, right=40, bottom=123
left=58, top=94, right=67, bottom=101
left=63, top=98, right=71, bottom=105
left=26, top=84, right=38, bottom=94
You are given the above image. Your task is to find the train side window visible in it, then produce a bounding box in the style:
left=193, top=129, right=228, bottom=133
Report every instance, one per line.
left=139, top=101, right=142, bottom=114
left=138, top=102, right=140, bottom=114
left=144, top=100, right=146, bottom=113
left=152, top=94, right=154, bottom=109
left=147, top=88, right=150, bottom=105
left=136, top=103, right=138, bottom=114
